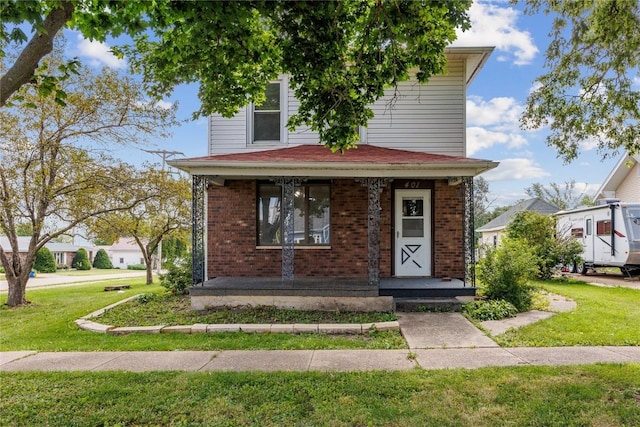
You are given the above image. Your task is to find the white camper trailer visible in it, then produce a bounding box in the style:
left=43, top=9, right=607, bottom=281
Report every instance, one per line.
left=555, top=201, right=640, bottom=276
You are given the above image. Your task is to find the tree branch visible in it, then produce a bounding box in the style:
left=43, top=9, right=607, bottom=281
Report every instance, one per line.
left=0, top=1, right=74, bottom=106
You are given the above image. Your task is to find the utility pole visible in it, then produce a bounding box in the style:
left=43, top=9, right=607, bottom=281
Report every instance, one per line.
left=142, top=149, right=185, bottom=274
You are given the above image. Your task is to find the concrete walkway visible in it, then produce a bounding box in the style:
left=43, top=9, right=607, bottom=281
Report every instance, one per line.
left=2, top=346, right=640, bottom=372
left=3, top=309, right=640, bottom=372
left=2, top=292, right=638, bottom=372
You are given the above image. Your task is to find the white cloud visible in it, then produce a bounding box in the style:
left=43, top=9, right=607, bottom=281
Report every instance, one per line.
left=76, top=35, right=125, bottom=69
left=466, top=95, right=529, bottom=155
left=155, top=100, right=174, bottom=110
left=579, top=136, right=600, bottom=152
left=481, top=158, right=550, bottom=181
left=454, top=2, right=539, bottom=66
left=529, top=82, right=543, bottom=94
left=467, top=96, right=522, bottom=129
left=467, top=127, right=528, bottom=155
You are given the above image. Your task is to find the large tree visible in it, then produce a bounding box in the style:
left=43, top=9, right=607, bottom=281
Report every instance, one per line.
left=525, top=180, right=593, bottom=211
left=1, top=0, right=472, bottom=151
left=87, top=167, right=191, bottom=285
left=0, top=53, right=176, bottom=307
left=521, top=0, right=640, bottom=161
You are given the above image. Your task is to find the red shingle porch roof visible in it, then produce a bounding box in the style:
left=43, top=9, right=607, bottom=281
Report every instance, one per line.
left=168, top=144, right=498, bottom=179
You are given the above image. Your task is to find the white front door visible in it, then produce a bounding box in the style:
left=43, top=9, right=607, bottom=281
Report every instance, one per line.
left=395, top=189, right=431, bottom=277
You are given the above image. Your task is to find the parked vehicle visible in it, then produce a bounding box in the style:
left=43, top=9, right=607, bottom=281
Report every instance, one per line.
left=555, top=201, right=640, bottom=277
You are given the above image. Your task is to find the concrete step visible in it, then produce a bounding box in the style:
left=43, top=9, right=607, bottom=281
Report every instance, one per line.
left=395, top=297, right=464, bottom=313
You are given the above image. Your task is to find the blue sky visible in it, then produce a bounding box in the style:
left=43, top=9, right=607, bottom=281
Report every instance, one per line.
left=66, top=1, right=627, bottom=208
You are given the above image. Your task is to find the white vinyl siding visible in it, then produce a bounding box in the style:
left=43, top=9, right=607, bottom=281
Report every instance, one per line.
left=615, top=162, right=640, bottom=202
left=287, top=93, right=320, bottom=145
left=208, top=108, right=249, bottom=154
left=365, top=60, right=465, bottom=156
left=208, top=60, right=466, bottom=156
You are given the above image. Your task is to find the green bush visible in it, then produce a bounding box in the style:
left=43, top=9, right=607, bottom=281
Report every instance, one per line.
left=127, top=263, right=146, bottom=270
left=160, top=258, right=192, bottom=296
left=463, top=299, right=518, bottom=321
left=477, top=238, right=538, bottom=311
left=34, top=247, right=57, bottom=273
left=506, top=211, right=583, bottom=280
left=71, top=248, right=91, bottom=270
left=136, top=293, right=159, bottom=304
left=92, top=248, right=113, bottom=269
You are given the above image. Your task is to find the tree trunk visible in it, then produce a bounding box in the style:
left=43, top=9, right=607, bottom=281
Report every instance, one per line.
left=145, top=266, right=153, bottom=285
left=5, top=268, right=30, bottom=307
left=144, top=254, right=154, bottom=285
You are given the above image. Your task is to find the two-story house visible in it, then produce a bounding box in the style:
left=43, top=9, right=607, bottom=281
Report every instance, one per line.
left=170, top=46, right=498, bottom=311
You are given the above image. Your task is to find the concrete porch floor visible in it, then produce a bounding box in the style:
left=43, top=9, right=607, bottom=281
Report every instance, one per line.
left=191, top=276, right=473, bottom=294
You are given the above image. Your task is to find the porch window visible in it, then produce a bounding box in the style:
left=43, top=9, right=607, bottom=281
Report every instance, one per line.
left=253, top=82, right=281, bottom=142
left=257, top=182, right=331, bottom=246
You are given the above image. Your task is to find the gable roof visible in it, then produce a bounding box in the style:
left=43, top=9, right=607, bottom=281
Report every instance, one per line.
left=593, top=153, right=640, bottom=202
left=0, top=236, right=92, bottom=253
left=110, top=238, right=144, bottom=252
left=476, top=198, right=560, bottom=233
left=168, top=144, right=498, bottom=179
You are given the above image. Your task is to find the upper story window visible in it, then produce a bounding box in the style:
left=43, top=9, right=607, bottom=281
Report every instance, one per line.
left=252, top=82, right=283, bottom=143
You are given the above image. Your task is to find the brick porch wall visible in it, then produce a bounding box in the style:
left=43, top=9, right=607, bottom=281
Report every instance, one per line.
left=207, top=179, right=371, bottom=278
left=206, top=178, right=462, bottom=279
left=433, top=180, right=465, bottom=278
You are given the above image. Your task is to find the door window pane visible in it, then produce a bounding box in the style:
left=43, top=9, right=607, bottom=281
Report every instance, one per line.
left=403, top=199, right=423, bottom=217
left=402, top=219, right=424, bottom=237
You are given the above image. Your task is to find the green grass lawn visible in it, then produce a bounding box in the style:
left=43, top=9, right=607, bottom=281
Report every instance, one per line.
left=2, top=364, right=639, bottom=426
left=47, top=268, right=145, bottom=276
left=493, top=279, right=640, bottom=347
left=0, top=280, right=405, bottom=351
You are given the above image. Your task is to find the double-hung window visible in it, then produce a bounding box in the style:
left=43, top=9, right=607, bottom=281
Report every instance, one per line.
left=257, top=182, right=331, bottom=246
left=252, top=82, right=282, bottom=143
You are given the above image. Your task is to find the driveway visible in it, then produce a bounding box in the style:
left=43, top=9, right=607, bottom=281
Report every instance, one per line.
left=565, top=272, right=640, bottom=290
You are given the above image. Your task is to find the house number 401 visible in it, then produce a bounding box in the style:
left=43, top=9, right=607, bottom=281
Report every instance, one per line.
left=404, top=181, right=421, bottom=189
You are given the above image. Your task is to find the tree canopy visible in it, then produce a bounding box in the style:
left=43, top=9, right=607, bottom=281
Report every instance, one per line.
left=525, top=180, right=593, bottom=211
left=87, top=167, right=191, bottom=285
left=0, top=46, right=176, bottom=306
left=521, top=0, right=640, bottom=161
left=1, top=0, right=472, bottom=151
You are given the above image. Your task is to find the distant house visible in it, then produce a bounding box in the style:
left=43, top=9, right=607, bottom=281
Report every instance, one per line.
left=593, top=154, right=640, bottom=203
left=0, top=236, right=94, bottom=268
left=476, top=198, right=560, bottom=250
left=105, top=238, right=146, bottom=269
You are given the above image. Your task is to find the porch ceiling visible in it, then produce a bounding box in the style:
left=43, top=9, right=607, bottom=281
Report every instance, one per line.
left=168, top=145, right=498, bottom=179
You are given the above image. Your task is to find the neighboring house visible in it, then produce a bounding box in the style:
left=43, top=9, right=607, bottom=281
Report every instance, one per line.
left=105, top=238, right=146, bottom=269
left=0, top=236, right=94, bottom=268
left=169, top=46, right=499, bottom=311
left=476, top=198, right=560, bottom=251
left=593, top=153, right=640, bottom=203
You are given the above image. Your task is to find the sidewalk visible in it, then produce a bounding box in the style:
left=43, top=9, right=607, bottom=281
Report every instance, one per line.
left=2, top=347, right=640, bottom=372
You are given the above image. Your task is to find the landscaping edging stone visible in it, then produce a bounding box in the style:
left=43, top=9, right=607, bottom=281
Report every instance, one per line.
left=75, top=294, right=400, bottom=335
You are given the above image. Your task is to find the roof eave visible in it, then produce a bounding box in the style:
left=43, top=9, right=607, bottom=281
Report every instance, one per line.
left=168, top=160, right=499, bottom=179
